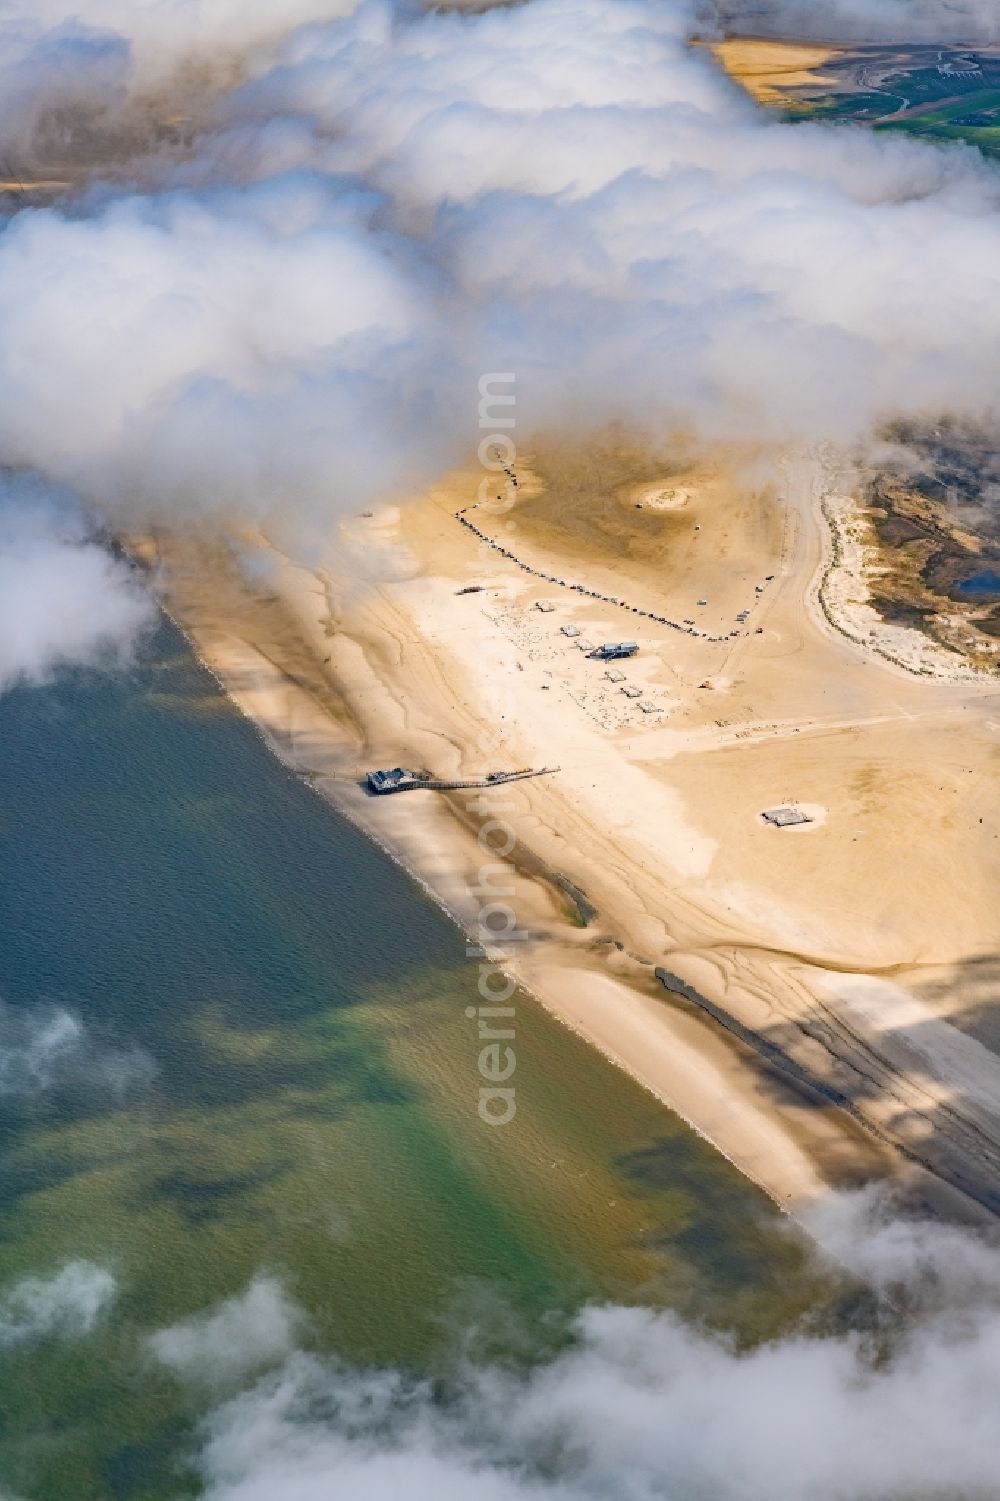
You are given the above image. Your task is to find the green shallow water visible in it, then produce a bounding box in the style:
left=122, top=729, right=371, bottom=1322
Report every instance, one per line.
left=0, top=619, right=824, bottom=1500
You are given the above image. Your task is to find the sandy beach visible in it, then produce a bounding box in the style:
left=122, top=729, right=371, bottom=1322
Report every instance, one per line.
left=139, top=448, right=1000, bottom=1221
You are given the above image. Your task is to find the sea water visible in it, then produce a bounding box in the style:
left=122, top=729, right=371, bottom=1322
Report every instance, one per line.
left=0, top=617, right=823, bottom=1500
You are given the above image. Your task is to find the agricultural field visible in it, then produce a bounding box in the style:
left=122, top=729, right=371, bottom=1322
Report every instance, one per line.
left=713, top=40, right=1000, bottom=156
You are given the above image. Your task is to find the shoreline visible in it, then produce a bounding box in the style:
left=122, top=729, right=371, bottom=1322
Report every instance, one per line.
left=172, top=601, right=814, bottom=1206
left=135, top=458, right=1000, bottom=1223
left=140, top=536, right=851, bottom=1214
left=166, top=624, right=838, bottom=1212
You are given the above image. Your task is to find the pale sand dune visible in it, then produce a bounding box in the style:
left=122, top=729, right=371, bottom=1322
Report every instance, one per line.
left=142, top=450, right=1000, bottom=1221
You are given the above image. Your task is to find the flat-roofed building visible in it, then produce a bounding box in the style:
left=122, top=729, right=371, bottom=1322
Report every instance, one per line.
left=588, top=641, right=638, bottom=660
left=367, top=768, right=420, bottom=794
left=761, top=806, right=811, bottom=828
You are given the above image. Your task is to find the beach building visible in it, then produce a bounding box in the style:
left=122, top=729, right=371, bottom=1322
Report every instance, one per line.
left=588, top=642, right=638, bottom=660
left=367, top=768, right=421, bottom=794
left=761, top=806, right=811, bottom=828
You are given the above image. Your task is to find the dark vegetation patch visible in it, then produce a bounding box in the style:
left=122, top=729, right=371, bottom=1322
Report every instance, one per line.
left=867, top=593, right=937, bottom=634
left=859, top=424, right=1000, bottom=661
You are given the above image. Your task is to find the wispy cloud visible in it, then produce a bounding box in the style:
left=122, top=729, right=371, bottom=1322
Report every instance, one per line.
left=148, top=1276, right=303, bottom=1390
left=0, top=1262, right=115, bottom=1348
left=0, top=999, right=155, bottom=1099
left=0, top=475, right=153, bottom=697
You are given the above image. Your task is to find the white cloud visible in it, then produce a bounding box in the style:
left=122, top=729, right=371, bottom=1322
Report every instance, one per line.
left=148, top=1276, right=303, bottom=1389
left=0, top=1000, right=155, bottom=1098
left=192, top=1197, right=1000, bottom=1501
left=0, top=1262, right=116, bottom=1348
left=0, top=182, right=457, bottom=542
left=0, top=0, right=362, bottom=100
left=0, top=0, right=996, bottom=553
left=0, top=474, right=154, bottom=696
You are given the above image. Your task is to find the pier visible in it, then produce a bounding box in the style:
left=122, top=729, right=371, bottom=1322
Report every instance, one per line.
left=366, top=766, right=559, bottom=795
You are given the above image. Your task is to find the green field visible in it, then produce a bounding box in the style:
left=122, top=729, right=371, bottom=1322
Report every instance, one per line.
left=875, top=87, right=1000, bottom=156
left=736, top=45, right=1000, bottom=158
left=789, top=80, right=1000, bottom=156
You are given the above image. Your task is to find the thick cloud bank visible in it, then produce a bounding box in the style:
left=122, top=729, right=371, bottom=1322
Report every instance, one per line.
left=192, top=1194, right=1000, bottom=1501
left=7, top=0, right=1000, bottom=691
left=0, top=0, right=998, bottom=558
left=0, top=476, right=153, bottom=695
left=0, top=184, right=455, bottom=536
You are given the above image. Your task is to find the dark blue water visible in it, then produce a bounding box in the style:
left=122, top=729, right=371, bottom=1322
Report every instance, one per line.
left=956, top=567, right=1000, bottom=598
